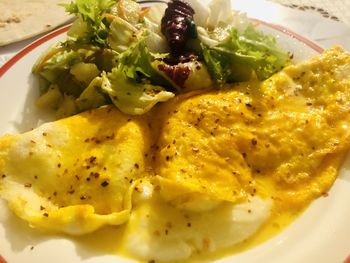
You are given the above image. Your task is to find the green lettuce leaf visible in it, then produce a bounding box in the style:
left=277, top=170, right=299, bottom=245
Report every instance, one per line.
left=38, top=49, right=83, bottom=83
left=107, top=16, right=138, bottom=53
left=101, top=67, right=174, bottom=115
left=101, top=34, right=174, bottom=114
left=64, top=0, right=115, bottom=21
left=106, top=0, right=145, bottom=52
left=64, top=0, right=116, bottom=46
left=112, top=0, right=141, bottom=25
left=118, top=33, right=170, bottom=86
left=202, top=25, right=290, bottom=84
left=76, top=77, right=110, bottom=111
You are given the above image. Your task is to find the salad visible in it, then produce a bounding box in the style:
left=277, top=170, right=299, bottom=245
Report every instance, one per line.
left=32, top=0, right=290, bottom=118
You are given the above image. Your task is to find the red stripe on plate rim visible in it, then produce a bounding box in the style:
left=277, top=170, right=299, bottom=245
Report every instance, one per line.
left=253, top=19, right=324, bottom=53
left=0, top=20, right=324, bottom=78
left=0, top=255, right=7, bottom=263
left=0, top=24, right=71, bottom=77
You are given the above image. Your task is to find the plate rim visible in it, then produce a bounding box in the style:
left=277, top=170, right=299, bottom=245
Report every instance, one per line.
left=0, top=24, right=71, bottom=78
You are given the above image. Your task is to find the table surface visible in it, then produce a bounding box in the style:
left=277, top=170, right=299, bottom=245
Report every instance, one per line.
left=0, top=0, right=349, bottom=67
left=270, top=0, right=350, bottom=26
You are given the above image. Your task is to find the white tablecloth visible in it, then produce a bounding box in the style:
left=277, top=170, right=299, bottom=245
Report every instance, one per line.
left=270, top=0, right=350, bottom=25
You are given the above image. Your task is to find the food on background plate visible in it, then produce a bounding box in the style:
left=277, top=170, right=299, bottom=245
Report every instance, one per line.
left=32, top=0, right=290, bottom=118
left=1, top=44, right=350, bottom=261
left=0, top=0, right=73, bottom=46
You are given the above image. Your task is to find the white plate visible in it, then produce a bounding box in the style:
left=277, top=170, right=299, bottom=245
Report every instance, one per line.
left=0, top=16, right=350, bottom=263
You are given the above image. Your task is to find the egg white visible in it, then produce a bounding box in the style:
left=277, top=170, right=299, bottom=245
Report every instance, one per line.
left=124, top=182, right=272, bottom=262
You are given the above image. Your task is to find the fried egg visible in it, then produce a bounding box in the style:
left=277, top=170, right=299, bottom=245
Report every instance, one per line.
left=0, top=46, right=349, bottom=262
left=154, top=46, right=350, bottom=212
left=0, top=106, right=151, bottom=234
left=124, top=181, right=271, bottom=262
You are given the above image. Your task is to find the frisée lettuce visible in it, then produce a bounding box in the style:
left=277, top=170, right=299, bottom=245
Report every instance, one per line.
left=202, top=25, right=290, bottom=84
left=64, top=0, right=116, bottom=46
left=101, top=34, right=174, bottom=115
left=101, top=67, right=174, bottom=115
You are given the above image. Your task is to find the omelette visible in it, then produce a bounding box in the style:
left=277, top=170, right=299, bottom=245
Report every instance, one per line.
left=155, top=46, right=350, bottom=211
left=0, top=46, right=350, bottom=261
left=0, top=106, right=152, bottom=234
